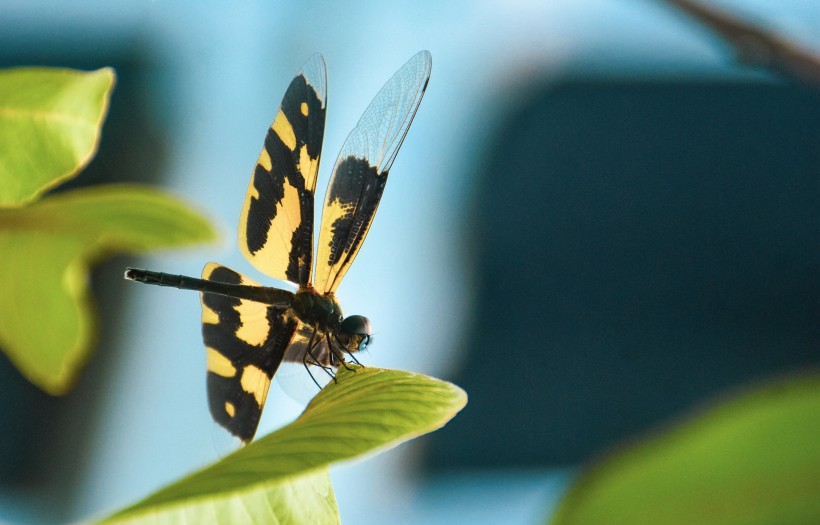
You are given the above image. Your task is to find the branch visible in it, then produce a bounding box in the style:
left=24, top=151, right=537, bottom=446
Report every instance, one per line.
left=664, top=0, right=820, bottom=85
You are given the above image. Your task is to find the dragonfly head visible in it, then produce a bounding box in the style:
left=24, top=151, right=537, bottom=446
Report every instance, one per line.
left=337, top=315, right=372, bottom=353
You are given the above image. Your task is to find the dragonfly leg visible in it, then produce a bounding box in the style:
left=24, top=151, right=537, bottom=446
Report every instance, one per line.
left=302, top=329, right=335, bottom=388
left=332, top=334, right=364, bottom=368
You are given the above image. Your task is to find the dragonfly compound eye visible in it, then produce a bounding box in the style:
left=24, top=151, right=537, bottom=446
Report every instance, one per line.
left=339, top=315, right=372, bottom=352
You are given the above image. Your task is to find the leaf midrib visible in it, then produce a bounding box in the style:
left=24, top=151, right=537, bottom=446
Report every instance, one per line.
left=0, top=105, right=97, bottom=128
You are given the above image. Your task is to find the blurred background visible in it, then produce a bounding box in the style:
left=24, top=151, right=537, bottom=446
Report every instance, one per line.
left=0, top=0, right=818, bottom=523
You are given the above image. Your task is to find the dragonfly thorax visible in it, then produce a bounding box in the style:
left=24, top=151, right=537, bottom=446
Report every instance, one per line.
left=292, top=287, right=344, bottom=330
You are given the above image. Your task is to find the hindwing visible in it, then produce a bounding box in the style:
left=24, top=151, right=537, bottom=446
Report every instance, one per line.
left=200, top=263, right=297, bottom=442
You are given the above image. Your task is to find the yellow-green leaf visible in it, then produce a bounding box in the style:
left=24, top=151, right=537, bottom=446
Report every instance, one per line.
left=101, top=366, right=467, bottom=524
left=0, top=67, right=115, bottom=207
left=0, top=184, right=216, bottom=394
left=549, top=373, right=820, bottom=525
left=101, top=469, right=339, bottom=525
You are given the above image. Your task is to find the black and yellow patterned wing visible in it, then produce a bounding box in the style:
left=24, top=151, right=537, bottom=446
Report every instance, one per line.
left=239, top=54, right=327, bottom=287
left=314, top=50, right=431, bottom=293
left=200, top=263, right=298, bottom=443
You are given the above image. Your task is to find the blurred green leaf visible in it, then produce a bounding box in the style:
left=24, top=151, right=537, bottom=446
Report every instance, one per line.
left=550, top=373, right=820, bottom=525
left=0, top=67, right=114, bottom=207
left=101, top=365, right=467, bottom=524
left=0, top=184, right=216, bottom=394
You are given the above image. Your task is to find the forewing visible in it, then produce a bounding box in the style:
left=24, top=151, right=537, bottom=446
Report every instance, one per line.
left=314, top=50, right=431, bottom=293
left=239, top=54, right=327, bottom=286
left=200, top=263, right=298, bottom=443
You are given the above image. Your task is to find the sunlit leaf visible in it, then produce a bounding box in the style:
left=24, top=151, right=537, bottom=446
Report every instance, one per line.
left=100, top=469, right=339, bottom=525
left=0, top=184, right=216, bottom=394
left=101, top=366, right=467, bottom=524
left=0, top=67, right=114, bottom=207
left=550, top=373, right=820, bottom=525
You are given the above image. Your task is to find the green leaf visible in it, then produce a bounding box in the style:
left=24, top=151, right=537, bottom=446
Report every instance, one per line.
left=0, top=184, right=216, bottom=394
left=550, top=373, right=820, bottom=525
left=101, top=366, right=467, bottom=524
left=102, top=469, right=339, bottom=525
left=0, top=67, right=115, bottom=207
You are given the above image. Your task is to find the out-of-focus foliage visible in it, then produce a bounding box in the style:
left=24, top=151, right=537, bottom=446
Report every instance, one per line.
left=550, top=372, right=820, bottom=525
left=0, top=67, right=114, bottom=206
left=0, top=67, right=216, bottom=394
left=0, top=185, right=216, bottom=393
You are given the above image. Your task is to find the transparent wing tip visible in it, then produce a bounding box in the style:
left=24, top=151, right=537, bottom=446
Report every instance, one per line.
left=211, top=422, right=245, bottom=458
left=300, top=53, right=328, bottom=104
left=412, top=50, right=432, bottom=74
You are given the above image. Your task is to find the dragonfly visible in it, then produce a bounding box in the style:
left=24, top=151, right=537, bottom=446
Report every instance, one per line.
left=125, top=51, right=431, bottom=443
